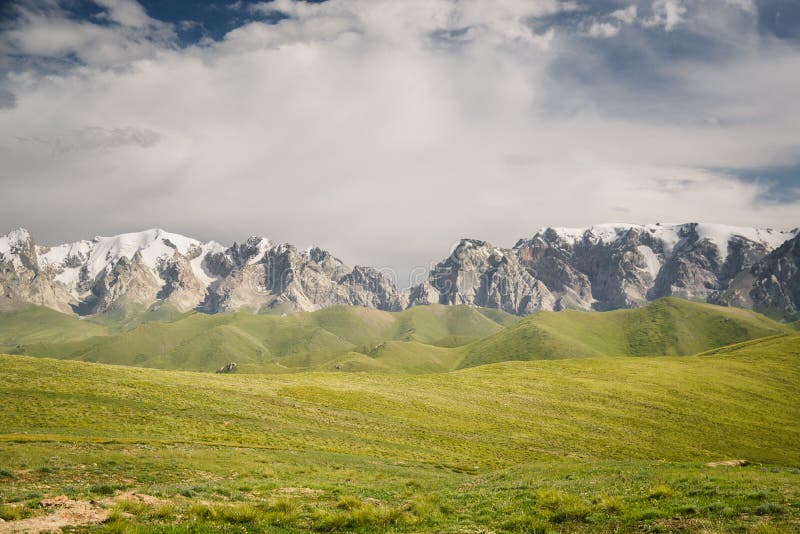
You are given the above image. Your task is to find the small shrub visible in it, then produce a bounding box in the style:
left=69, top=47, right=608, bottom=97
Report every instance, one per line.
left=264, top=497, right=298, bottom=515
left=7, top=492, right=41, bottom=503
left=635, top=508, right=661, bottom=521
left=410, top=494, right=446, bottom=520
left=314, top=507, right=378, bottom=531
left=535, top=488, right=573, bottom=511
left=90, top=484, right=119, bottom=496
left=113, top=499, right=148, bottom=516
left=336, top=495, right=364, bottom=511
left=534, top=488, right=590, bottom=523
left=149, top=504, right=176, bottom=520
left=215, top=504, right=261, bottom=524
left=755, top=502, right=785, bottom=516
left=313, top=502, right=410, bottom=531
left=648, top=485, right=674, bottom=499
left=679, top=504, right=699, bottom=515
left=500, top=515, right=550, bottom=532
left=0, top=469, right=14, bottom=479
left=750, top=524, right=794, bottom=534
left=188, top=503, right=217, bottom=521
left=0, top=504, right=25, bottom=521
left=102, top=511, right=136, bottom=533
left=705, top=501, right=737, bottom=517
left=179, top=488, right=194, bottom=498
left=594, top=495, right=625, bottom=515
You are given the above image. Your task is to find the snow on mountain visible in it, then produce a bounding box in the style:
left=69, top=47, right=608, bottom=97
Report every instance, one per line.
left=0, top=228, right=34, bottom=269
left=2, top=223, right=799, bottom=317
left=532, top=223, right=796, bottom=258
left=1, top=227, right=406, bottom=315
left=410, top=222, right=799, bottom=315
left=36, top=229, right=227, bottom=297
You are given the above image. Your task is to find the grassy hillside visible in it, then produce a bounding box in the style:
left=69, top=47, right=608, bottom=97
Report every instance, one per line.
left=3, top=304, right=517, bottom=373
left=1, top=299, right=789, bottom=374
left=0, top=305, right=109, bottom=354
left=0, top=334, right=798, bottom=531
left=459, top=297, right=789, bottom=368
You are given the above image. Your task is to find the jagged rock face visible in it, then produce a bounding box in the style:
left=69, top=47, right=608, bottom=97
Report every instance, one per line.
left=1, top=228, right=407, bottom=316
left=78, top=253, right=162, bottom=315
left=0, top=229, right=73, bottom=313
left=408, top=239, right=555, bottom=315
left=409, top=223, right=797, bottom=315
left=516, top=231, right=593, bottom=311
left=202, top=242, right=407, bottom=313
left=2, top=223, right=798, bottom=318
left=746, top=234, right=800, bottom=316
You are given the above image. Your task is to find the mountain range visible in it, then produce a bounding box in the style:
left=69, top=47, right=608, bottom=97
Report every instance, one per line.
left=1, top=222, right=798, bottom=319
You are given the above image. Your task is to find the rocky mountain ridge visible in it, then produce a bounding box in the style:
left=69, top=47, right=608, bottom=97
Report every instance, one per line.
left=0, top=228, right=406, bottom=315
left=406, top=223, right=798, bottom=316
left=1, top=223, right=798, bottom=317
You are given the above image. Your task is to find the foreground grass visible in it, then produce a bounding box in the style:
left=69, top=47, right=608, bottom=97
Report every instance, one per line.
left=1, top=333, right=799, bottom=531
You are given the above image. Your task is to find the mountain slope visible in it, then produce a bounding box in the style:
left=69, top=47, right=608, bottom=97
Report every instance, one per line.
left=4, top=299, right=787, bottom=374
left=0, top=305, right=109, bottom=354
left=737, top=233, right=799, bottom=320
left=1, top=228, right=406, bottom=317
left=8, top=304, right=516, bottom=373
left=3, top=223, right=799, bottom=319
left=409, top=223, right=797, bottom=315
left=458, top=297, right=790, bottom=369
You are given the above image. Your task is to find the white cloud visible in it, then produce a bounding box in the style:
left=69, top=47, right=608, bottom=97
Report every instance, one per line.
left=0, top=0, right=799, bottom=282
left=644, top=0, right=687, bottom=31
left=722, top=0, right=757, bottom=15
left=1, top=1, right=175, bottom=67
left=16, top=126, right=160, bottom=153
left=93, top=0, right=158, bottom=29
left=586, top=22, right=620, bottom=38
left=611, top=5, right=638, bottom=25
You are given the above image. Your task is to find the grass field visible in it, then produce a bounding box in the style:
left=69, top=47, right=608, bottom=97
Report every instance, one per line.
left=1, top=298, right=789, bottom=374
left=1, top=331, right=798, bottom=532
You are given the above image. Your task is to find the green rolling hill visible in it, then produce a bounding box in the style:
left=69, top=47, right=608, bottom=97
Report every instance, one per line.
left=458, top=298, right=790, bottom=369
left=0, top=298, right=791, bottom=374
left=0, top=305, right=110, bottom=349
left=0, top=333, right=798, bottom=531
left=1, top=303, right=519, bottom=373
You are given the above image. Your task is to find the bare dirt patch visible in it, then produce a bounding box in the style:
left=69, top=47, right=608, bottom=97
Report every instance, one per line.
left=705, top=459, right=749, bottom=467
left=100, top=491, right=166, bottom=507
left=0, top=495, right=108, bottom=533
left=274, top=487, right=324, bottom=497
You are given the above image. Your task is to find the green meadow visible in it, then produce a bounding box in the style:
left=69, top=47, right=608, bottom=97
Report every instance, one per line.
left=0, top=299, right=798, bottom=532
left=1, top=298, right=789, bottom=374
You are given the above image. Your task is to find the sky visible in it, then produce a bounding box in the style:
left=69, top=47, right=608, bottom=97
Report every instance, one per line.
left=1, top=0, right=799, bottom=286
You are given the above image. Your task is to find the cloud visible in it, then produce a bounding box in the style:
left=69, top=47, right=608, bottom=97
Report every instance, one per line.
left=611, top=5, right=638, bottom=25
left=0, top=0, right=799, bottom=283
left=0, top=0, right=175, bottom=68
left=16, top=126, right=160, bottom=153
left=0, top=89, right=16, bottom=109
left=586, top=21, right=620, bottom=38
left=723, top=0, right=756, bottom=15
left=643, top=0, right=687, bottom=31
left=93, top=0, right=160, bottom=29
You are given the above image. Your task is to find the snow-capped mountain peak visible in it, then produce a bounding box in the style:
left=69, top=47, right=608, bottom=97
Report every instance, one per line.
left=2, top=224, right=799, bottom=317
left=528, top=222, right=797, bottom=258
